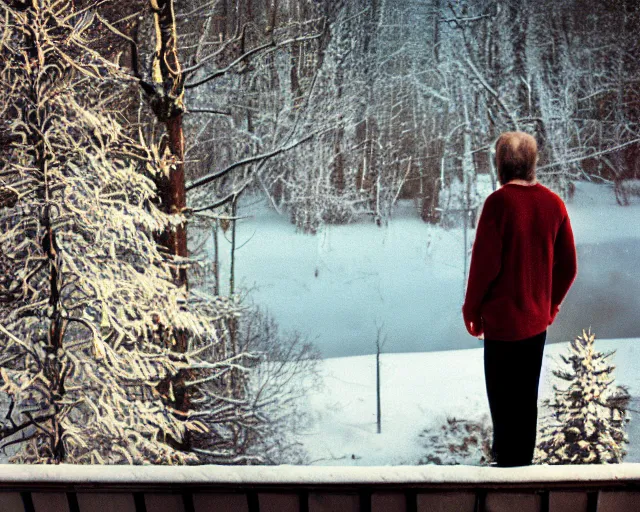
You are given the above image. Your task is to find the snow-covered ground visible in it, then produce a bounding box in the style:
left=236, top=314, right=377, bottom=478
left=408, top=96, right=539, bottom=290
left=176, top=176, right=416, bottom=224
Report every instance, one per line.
left=298, top=337, right=640, bottom=466
left=216, top=181, right=640, bottom=358
left=209, top=181, right=640, bottom=465
left=568, top=180, right=640, bottom=243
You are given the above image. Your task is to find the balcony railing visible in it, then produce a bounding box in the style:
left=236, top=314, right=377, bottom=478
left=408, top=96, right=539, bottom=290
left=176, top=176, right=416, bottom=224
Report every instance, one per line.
left=1, top=463, right=640, bottom=511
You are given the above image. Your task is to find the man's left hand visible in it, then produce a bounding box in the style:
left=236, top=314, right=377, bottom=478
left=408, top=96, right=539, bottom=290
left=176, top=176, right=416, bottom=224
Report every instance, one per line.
left=465, top=319, right=484, bottom=338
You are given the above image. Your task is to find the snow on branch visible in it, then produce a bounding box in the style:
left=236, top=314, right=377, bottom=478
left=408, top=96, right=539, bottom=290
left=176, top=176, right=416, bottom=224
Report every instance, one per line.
left=184, top=32, right=325, bottom=89
left=0, top=0, right=249, bottom=464
left=185, top=132, right=316, bottom=191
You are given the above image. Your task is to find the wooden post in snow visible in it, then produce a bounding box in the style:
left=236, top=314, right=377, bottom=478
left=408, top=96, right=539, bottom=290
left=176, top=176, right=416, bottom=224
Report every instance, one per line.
left=375, top=325, right=386, bottom=434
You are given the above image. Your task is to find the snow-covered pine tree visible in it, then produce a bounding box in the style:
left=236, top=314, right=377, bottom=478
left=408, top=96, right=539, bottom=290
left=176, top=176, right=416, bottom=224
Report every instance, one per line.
left=0, top=0, right=242, bottom=463
left=535, top=329, right=630, bottom=465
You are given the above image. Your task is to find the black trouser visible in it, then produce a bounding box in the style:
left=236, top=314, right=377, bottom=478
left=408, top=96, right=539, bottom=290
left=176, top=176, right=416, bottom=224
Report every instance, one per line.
left=483, top=330, right=546, bottom=467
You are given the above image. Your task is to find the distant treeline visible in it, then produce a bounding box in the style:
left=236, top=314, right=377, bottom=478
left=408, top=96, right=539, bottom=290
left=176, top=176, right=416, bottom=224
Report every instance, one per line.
left=178, top=0, right=640, bottom=232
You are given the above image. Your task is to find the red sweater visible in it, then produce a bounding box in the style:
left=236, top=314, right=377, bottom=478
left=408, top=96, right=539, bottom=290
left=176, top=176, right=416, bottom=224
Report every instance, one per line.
left=463, top=182, right=577, bottom=341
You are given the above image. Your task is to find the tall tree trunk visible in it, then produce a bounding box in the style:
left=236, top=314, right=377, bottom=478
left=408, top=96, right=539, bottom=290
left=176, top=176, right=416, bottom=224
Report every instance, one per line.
left=367, top=0, right=380, bottom=223
left=510, top=2, right=529, bottom=116
left=144, top=0, right=191, bottom=448
left=16, top=0, right=66, bottom=462
left=148, top=0, right=188, bottom=289
left=160, top=115, right=188, bottom=289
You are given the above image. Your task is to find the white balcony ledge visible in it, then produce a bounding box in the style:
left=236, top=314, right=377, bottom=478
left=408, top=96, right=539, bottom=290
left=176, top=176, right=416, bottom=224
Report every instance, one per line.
left=0, top=462, right=639, bottom=487
left=1, top=463, right=640, bottom=512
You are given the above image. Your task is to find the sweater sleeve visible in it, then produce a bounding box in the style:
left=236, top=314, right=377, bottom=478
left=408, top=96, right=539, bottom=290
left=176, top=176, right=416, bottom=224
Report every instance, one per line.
left=550, top=212, right=578, bottom=321
left=463, top=196, right=502, bottom=333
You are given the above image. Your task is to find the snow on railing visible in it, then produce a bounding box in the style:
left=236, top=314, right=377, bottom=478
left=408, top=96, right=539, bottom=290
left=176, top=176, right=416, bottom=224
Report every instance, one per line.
left=2, top=464, right=640, bottom=512
left=1, top=463, right=640, bottom=485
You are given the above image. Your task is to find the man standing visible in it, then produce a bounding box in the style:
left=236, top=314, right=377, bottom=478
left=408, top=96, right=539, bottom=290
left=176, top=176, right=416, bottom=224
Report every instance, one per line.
left=463, top=132, right=578, bottom=467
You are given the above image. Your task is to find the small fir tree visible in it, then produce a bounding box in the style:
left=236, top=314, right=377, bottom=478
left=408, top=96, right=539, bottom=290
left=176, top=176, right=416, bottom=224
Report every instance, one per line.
left=535, top=329, right=630, bottom=464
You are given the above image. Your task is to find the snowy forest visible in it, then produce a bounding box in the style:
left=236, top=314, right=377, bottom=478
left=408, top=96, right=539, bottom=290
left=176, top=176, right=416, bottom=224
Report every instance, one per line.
left=0, top=0, right=639, bottom=466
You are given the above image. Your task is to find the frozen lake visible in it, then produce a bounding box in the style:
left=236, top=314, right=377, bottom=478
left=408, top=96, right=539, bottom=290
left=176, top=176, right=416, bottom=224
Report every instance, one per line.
left=551, top=239, right=640, bottom=344
left=210, top=182, right=640, bottom=357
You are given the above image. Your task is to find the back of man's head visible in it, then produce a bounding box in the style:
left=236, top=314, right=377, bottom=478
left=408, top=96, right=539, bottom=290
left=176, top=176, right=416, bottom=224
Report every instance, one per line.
left=495, top=132, right=538, bottom=185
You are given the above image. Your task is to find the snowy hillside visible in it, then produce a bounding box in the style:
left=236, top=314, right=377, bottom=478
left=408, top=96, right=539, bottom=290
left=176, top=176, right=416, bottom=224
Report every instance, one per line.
left=298, top=337, right=640, bottom=466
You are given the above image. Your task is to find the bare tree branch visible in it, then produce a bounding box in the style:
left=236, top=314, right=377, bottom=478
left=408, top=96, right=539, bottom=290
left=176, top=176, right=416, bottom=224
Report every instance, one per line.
left=184, top=32, right=324, bottom=89
left=186, top=131, right=316, bottom=191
